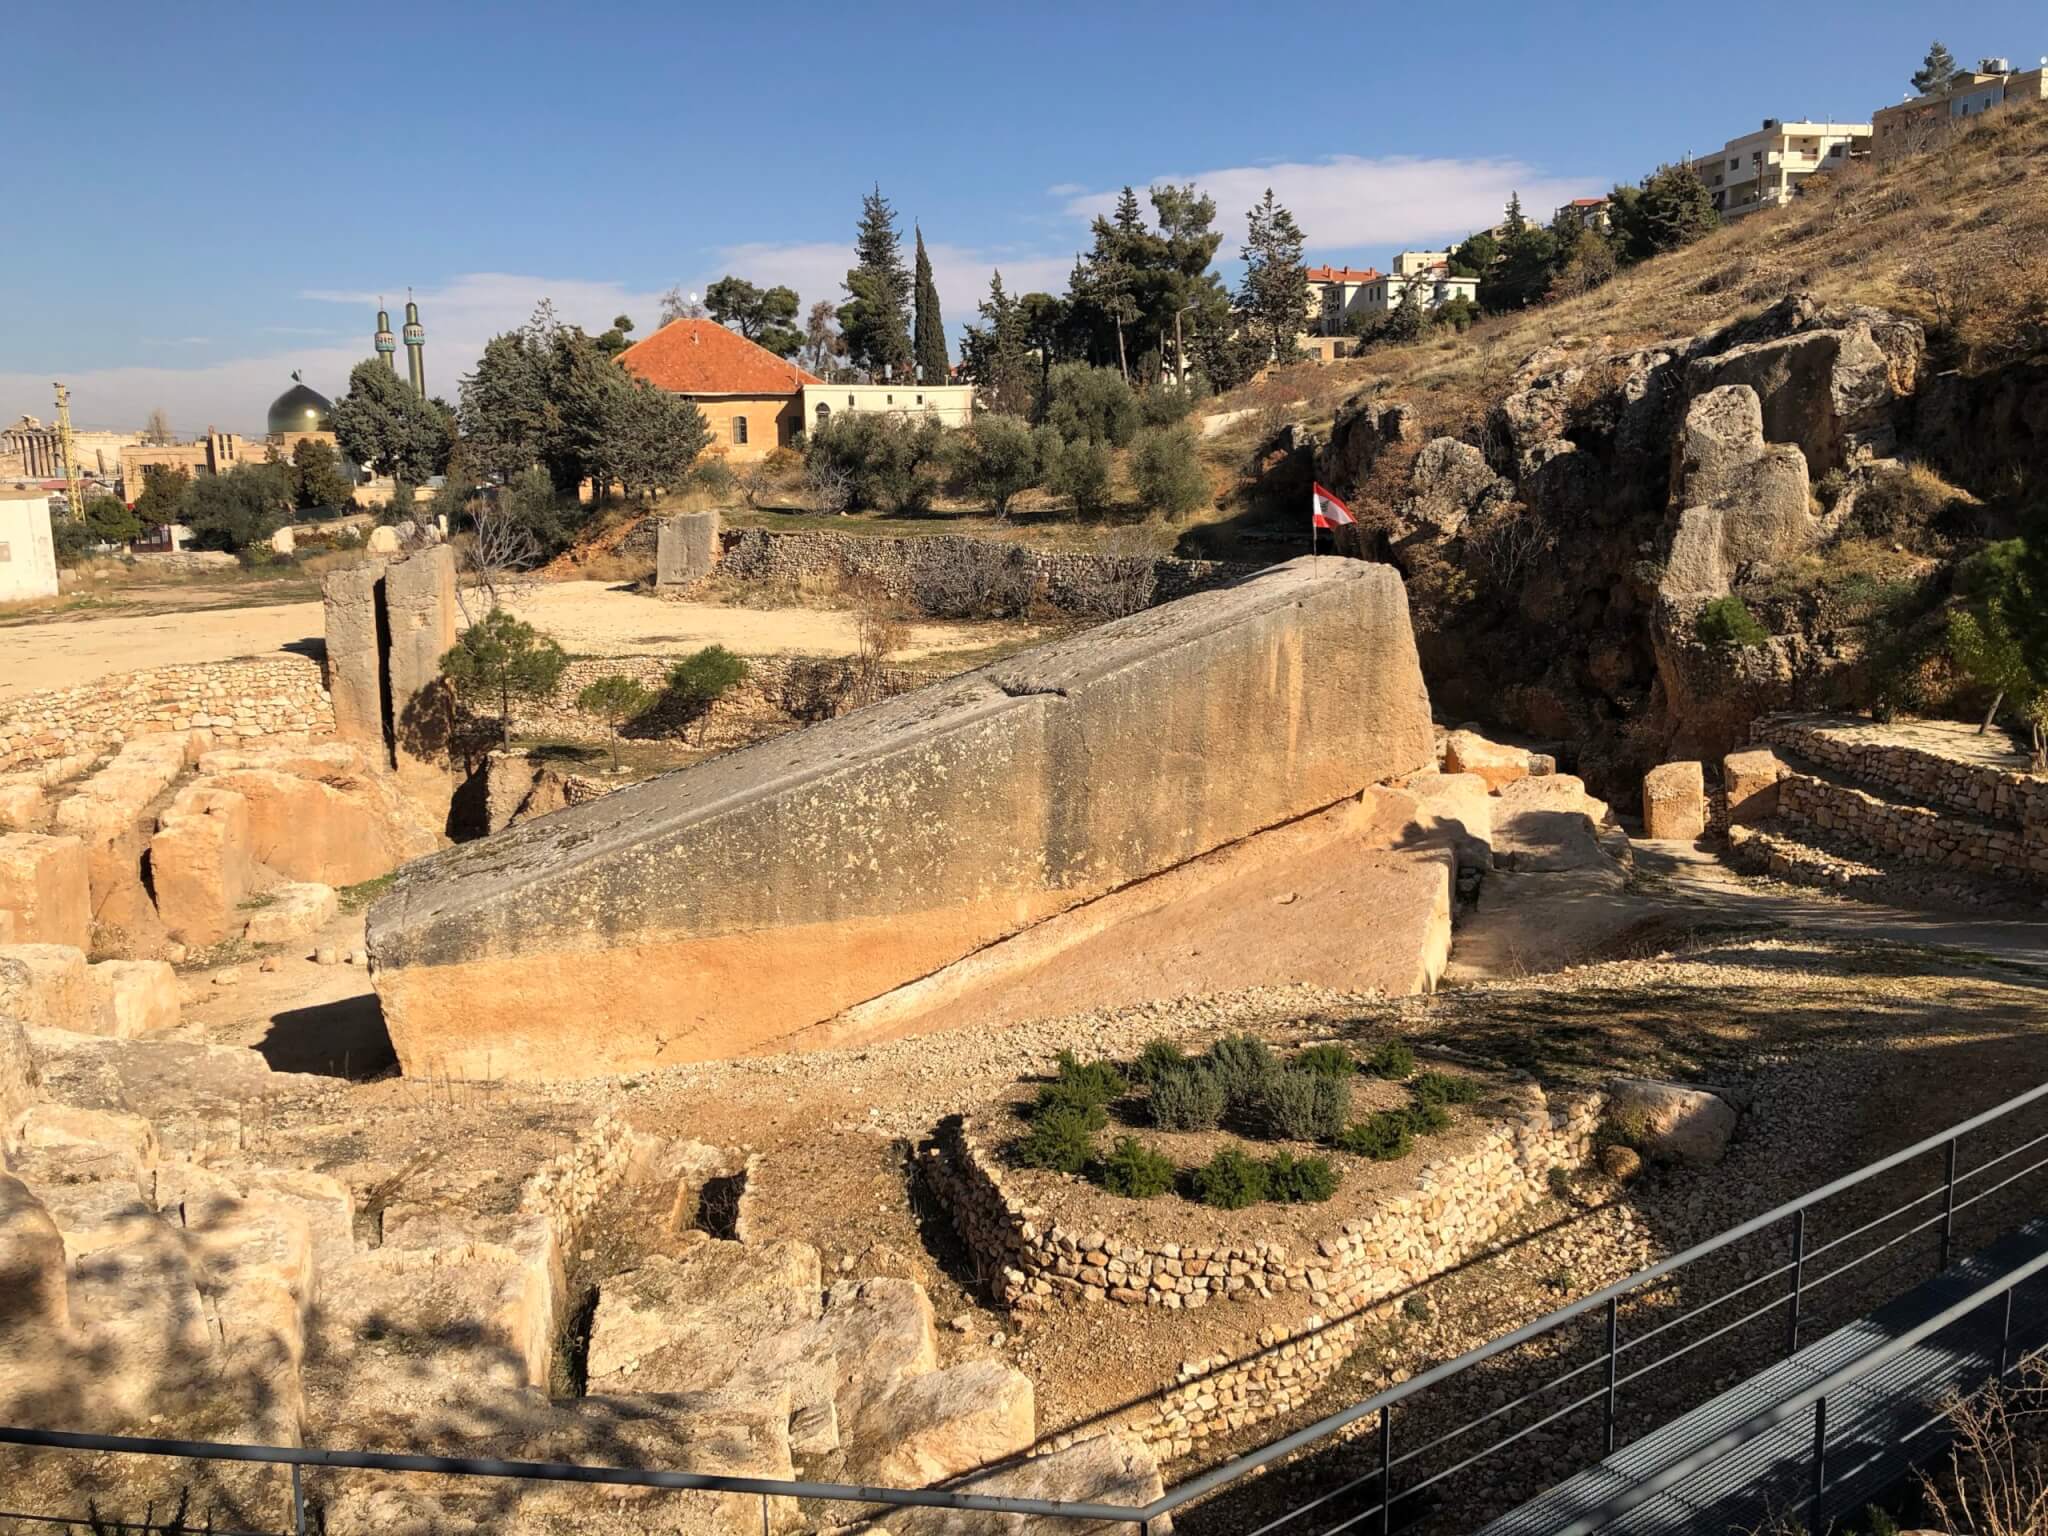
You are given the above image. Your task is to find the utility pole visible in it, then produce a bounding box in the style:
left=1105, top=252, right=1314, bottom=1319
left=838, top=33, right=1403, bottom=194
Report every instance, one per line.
left=1173, top=303, right=1199, bottom=389
left=52, top=382, right=84, bottom=522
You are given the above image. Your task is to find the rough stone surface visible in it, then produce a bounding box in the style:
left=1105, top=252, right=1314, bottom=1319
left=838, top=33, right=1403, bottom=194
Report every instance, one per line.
left=321, top=562, right=388, bottom=758
left=86, top=960, right=179, bottom=1039
left=1660, top=385, right=1812, bottom=600
left=1397, top=438, right=1513, bottom=542
left=0, top=1014, right=39, bottom=1140
left=0, top=780, right=48, bottom=831
left=369, top=558, right=1437, bottom=1079
left=873, top=1433, right=1167, bottom=1536
left=243, top=882, right=339, bottom=945
left=656, top=511, right=723, bottom=589
left=847, top=1358, right=1035, bottom=1486
left=364, top=525, right=402, bottom=554
left=1315, top=398, right=1420, bottom=491
left=0, top=945, right=101, bottom=1034
left=52, top=734, right=199, bottom=949
left=1491, top=774, right=1624, bottom=874
left=148, top=786, right=257, bottom=946
left=1642, top=761, right=1707, bottom=841
left=1607, top=1079, right=1738, bottom=1165
left=0, top=834, right=91, bottom=951
left=382, top=547, right=459, bottom=768
left=0, top=1172, right=69, bottom=1340
left=1442, top=728, right=1537, bottom=791
left=1723, top=748, right=1787, bottom=826
left=1685, top=317, right=1920, bottom=475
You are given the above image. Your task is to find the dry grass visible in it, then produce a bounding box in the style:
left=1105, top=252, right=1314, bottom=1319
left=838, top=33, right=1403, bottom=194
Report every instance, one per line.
left=1922, top=1360, right=2048, bottom=1536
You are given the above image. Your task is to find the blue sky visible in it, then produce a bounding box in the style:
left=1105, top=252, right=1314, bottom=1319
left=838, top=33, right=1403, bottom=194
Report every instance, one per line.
left=3, top=1, right=2034, bottom=432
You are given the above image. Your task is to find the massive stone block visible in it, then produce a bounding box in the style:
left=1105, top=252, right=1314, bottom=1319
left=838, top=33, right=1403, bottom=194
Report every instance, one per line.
left=0, top=835, right=90, bottom=951
left=383, top=546, right=459, bottom=768
left=1643, top=760, right=1707, bottom=842
left=52, top=733, right=199, bottom=948
left=657, top=511, right=722, bottom=589
left=0, top=946, right=101, bottom=1034
left=1661, top=385, right=1812, bottom=600
left=149, top=787, right=256, bottom=947
left=321, top=562, right=388, bottom=758
left=369, top=558, right=1435, bottom=1079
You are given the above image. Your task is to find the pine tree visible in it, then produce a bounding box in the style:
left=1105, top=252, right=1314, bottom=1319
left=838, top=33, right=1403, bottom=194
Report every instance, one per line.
left=1912, top=40, right=1958, bottom=96
left=1504, top=191, right=1526, bottom=234
left=840, top=186, right=913, bottom=381
left=959, top=270, right=1032, bottom=416
left=1235, top=189, right=1309, bottom=366
left=912, top=227, right=950, bottom=386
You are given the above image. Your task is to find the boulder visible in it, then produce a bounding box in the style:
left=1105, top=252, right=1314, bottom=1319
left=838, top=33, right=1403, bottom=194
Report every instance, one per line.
left=1397, top=438, right=1512, bottom=542
left=28, top=1177, right=159, bottom=1264
left=1642, top=761, right=1706, bottom=842
left=364, top=525, right=402, bottom=554
left=873, top=1432, right=1166, bottom=1536
left=0, top=780, right=47, bottom=831
left=87, top=960, right=180, bottom=1038
left=1685, top=315, right=1920, bottom=476
left=0, top=834, right=90, bottom=950
left=586, top=1238, right=824, bottom=1395
left=149, top=786, right=257, bottom=947
left=657, top=511, right=723, bottom=589
left=0, top=945, right=101, bottom=1034
left=846, top=1358, right=1036, bottom=1486
left=1486, top=358, right=1583, bottom=474
left=1607, top=1078, right=1738, bottom=1165
left=243, top=883, right=339, bottom=945
left=1491, top=774, right=1622, bottom=874
left=12, top=1105, right=160, bottom=1177
left=1315, top=397, right=1419, bottom=490
left=370, top=558, right=1438, bottom=1079
left=1661, top=386, right=1812, bottom=600
left=1401, top=769, right=1494, bottom=872
left=0, top=1172, right=69, bottom=1340
left=66, top=1217, right=217, bottom=1423
left=1723, top=748, right=1787, bottom=825
left=1442, top=728, right=1539, bottom=791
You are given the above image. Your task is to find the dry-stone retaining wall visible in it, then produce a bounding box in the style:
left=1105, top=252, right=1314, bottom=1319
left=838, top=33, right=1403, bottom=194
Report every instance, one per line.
left=0, top=657, right=333, bottom=774
left=705, top=528, right=1259, bottom=617
left=1774, top=774, right=2047, bottom=886
left=1752, top=714, right=2048, bottom=832
left=924, top=1087, right=1601, bottom=1458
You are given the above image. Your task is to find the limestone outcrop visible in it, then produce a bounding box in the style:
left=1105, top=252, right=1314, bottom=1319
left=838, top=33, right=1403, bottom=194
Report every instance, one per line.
left=369, top=559, right=1436, bottom=1079
left=1642, top=761, right=1707, bottom=841
left=1660, top=385, right=1812, bottom=600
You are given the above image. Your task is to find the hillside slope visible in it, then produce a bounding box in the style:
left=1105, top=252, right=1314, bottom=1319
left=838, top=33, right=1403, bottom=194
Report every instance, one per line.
left=1202, top=103, right=2047, bottom=800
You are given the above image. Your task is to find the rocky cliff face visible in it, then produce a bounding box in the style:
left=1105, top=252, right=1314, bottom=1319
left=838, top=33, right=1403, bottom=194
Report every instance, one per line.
left=1307, top=294, right=2019, bottom=799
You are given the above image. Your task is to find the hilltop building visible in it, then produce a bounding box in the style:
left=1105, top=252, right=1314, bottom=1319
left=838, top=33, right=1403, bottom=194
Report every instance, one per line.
left=1306, top=256, right=1478, bottom=336
left=1873, top=57, right=2048, bottom=154
left=1556, top=196, right=1612, bottom=231
left=1693, top=119, right=1870, bottom=217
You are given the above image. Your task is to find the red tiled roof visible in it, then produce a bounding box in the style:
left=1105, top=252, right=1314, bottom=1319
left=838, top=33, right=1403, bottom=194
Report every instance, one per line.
left=617, top=319, right=822, bottom=396
left=1306, top=265, right=1382, bottom=283
left=1568, top=197, right=1608, bottom=207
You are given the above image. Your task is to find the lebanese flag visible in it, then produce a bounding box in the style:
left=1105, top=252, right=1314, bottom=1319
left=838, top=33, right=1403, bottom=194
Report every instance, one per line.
left=1311, top=483, right=1356, bottom=530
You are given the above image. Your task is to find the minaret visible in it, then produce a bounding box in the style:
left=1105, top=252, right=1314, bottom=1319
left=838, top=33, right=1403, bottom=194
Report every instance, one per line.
left=403, top=294, right=426, bottom=398
left=374, top=303, right=397, bottom=371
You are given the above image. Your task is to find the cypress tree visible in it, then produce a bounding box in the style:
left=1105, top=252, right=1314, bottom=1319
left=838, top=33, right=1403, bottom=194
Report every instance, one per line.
left=912, top=227, right=950, bottom=386
left=840, top=186, right=913, bottom=381
left=1235, top=189, right=1309, bottom=365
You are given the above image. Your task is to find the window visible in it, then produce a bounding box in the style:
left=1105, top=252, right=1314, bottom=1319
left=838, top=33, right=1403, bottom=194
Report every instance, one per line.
left=816, top=403, right=831, bottom=423
left=916, top=394, right=924, bottom=404
left=847, top=393, right=855, bottom=407
left=1730, top=158, right=1740, bottom=169
left=732, top=416, right=749, bottom=446
left=886, top=394, right=894, bottom=404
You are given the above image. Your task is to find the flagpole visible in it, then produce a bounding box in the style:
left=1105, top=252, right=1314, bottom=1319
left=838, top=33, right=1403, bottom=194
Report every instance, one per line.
left=1310, top=488, right=1318, bottom=563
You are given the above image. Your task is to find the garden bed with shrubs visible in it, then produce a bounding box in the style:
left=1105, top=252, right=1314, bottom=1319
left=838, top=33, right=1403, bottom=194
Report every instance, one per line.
left=994, top=1032, right=1513, bottom=1243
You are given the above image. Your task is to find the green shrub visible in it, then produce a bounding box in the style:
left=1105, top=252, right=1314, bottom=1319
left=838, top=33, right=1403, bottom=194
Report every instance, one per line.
left=1364, top=1041, right=1416, bottom=1080
left=1266, top=1151, right=1342, bottom=1203
left=1044, top=364, right=1140, bottom=447
left=1016, top=1103, right=1104, bottom=1173
left=1694, top=595, right=1769, bottom=651
left=1130, top=1039, right=1187, bottom=1086
left=1096, top=1137, right=1176, bottom=1198
left=1129, top=423, right=1210, bottom=522
left=1036, top=429, right=1114, bottom=518
left=1206, top=1035, right=1278, bottom=1109
left=1256, top=1069, right=1351, bottom=1142
left=1404, top=1101, right=1453, bottom=1135
left=1337, top=1112, right=1415, bottom=1162
left=1292, top=1045, right=1357, bottom=1079
left=1412, top=1071, right=1480, bottom=1108
left=950, top=414, right=1041, bottom=516
left=1053, top=1050, right=1128, bottom=1106
left=1191, top=1146, right=1270, bottom=1210
left=1150, top=1065, right=1226, bottom=1131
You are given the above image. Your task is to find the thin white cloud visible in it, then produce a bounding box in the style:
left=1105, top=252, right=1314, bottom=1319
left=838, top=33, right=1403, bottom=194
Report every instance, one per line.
left=1064, top=154, right=1604, bottom=253
left=1044, top=182, right=1087, bottom=198
left=140, top=336, right=212, bottom=347
left=260, top=325, right=340, bottom=337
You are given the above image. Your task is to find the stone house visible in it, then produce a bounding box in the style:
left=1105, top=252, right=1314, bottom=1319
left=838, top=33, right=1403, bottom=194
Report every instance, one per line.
left=616, top=318, right=821, bottom=461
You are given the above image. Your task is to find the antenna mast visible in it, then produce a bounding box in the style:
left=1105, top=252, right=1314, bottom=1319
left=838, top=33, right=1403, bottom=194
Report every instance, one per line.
left=52, top=382, right=84, bottom=522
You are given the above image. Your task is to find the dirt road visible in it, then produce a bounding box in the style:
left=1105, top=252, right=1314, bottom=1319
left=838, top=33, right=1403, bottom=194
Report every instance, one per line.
left=1, top=582, right=1025, bottom=703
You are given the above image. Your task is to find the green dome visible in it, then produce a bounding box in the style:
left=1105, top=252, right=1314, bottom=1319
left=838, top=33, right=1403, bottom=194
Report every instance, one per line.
left=267, top=377, right=334, bottom=436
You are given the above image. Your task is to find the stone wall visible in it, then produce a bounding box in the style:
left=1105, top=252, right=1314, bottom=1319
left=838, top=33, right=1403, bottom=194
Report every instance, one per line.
left=923, top=1088, right=1601, bottom=1459
left=1752, top=714, right=2048, bottom=831
left=1774, top=773, right=2048, bottom=885
left=703, top=528, right=1260, bottom=618
left=0, top=657, right=333, bottom=775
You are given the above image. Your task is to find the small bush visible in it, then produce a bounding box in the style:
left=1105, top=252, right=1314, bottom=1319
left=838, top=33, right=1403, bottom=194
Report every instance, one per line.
left=1130, top=1039, right=1187, bottom=1085
left=1337, top=1112, right=1415, bottom=1162
left=1292, top=1045, right=1357, bottom=1079
left=1016, top=1103, right=1105, bottom=1173
left=1694, top=595, right=1769, bottom=651
left=1257, top=1069, right=1351, bottom=1142
left=1037, top=429, right=1114, bottom=518
left=1044, top=364, right=1140, bottom=447
left=1191, top=1146, right=1270, bottom=1210
left=1266, top=1151, right=1342, bottom=1203
left=1150, top=1065, right=1226, bottom=1131
left=1053, top=1050, right=1129, bottom=1107
left=1096, top=1137, right=1177, bottom=1198
left=1412, top=1071, right=1480, bottom=1108
left=1404, top=1100, right=1453, bottom=1135
left=1364, top=1041, right=1416, bottom=1080
left=1206, top=1034, right=1278, bottom=1109
left=1130, top=423, right=1210, bottom=522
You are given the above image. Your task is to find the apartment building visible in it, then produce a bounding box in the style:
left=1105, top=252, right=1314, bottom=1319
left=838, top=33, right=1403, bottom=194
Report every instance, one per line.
left=1306, top=259, right=1477, bottom=334
left=1693, top=119, right=1870, bottom=217
left=1873, top=58, right=2048, bottom=155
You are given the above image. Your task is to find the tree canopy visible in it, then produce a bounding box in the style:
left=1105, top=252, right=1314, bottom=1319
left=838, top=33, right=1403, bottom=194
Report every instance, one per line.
left=706, top=278, right=803, bottom=357
left=334, top=360, right=452, bottom=485
left=840, top=186, right=914, bottom=381
left=958, top=270, right=1032, bottom=416
left=1235, top=189, right=1309, bottom=367
left=290, top=437, right=353, bottom=511
left=184, top=462, right=292, bottom=552
left=1912, top=40, right=1958, bottom=96
left=912, top=228, right=950, bottom=386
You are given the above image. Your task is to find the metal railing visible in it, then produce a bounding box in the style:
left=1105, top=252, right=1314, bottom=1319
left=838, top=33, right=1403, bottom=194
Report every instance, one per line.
left=5, top=1080, right=2047, bottom=1536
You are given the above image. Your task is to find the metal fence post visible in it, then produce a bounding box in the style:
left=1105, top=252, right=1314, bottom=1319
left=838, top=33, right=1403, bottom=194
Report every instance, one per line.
left=1940, top=1137, right=1960, bottom=1272
left=1787, top=1206, right=1807, bottom=1357
left=1604, top=1296, right=1621, bottom=1455
left=761, top=1491, right=771, bottom=1535
left=291, top=1463, right=305, bottom=1536
left=1379, top=1404, right=1393, bottom=1536
left=2000, top=1286, right=2015, bottom=1381
left=1807, top=1395, right=1829, bottom=1536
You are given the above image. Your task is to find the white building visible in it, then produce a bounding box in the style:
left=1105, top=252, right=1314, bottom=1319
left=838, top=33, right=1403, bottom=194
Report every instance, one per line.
left=1693, top=118, right=1870, bottom=218
left=1307, top=259, right=1477, bottom=334
left=0, top=486, right=60, bottom=602
left=799, top=382, right=974, bottom=433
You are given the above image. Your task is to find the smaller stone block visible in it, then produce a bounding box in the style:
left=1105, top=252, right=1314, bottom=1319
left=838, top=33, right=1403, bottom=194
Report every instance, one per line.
left=656, top=511, right=722, bottom=589
left=365, top=525, right=402, bottom=554
left=1642, top=760, right=1707, bottom=842
left=244, top=883, right=339, bottom=946
left=0, top=834, right=90, bottom=950
left=1723, top=748, right=1787, bottom=826
left=1442, top=729, right=1534, bottom=792
left=0, top=945, right=101, bottom=1034
left=88, top=960, right=180, bottom=1039
left=0, top=780, right=47, bottom=832
left=1607, top=1079, right=1738, bottom=1165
